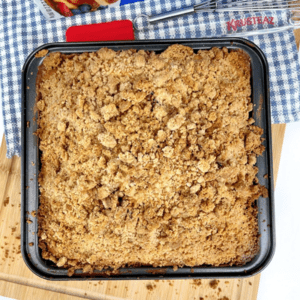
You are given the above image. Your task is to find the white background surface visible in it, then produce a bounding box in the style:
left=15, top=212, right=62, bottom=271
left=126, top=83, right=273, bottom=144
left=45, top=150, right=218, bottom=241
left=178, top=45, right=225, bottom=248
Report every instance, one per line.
left=257, top=121, right=300, bottom=300
left=0, top=85, right=300, bottom=300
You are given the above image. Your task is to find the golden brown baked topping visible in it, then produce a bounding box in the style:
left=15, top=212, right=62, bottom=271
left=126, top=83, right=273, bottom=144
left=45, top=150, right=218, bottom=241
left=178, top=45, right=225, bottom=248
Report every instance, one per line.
left=37, top=45, right=267, bottom=274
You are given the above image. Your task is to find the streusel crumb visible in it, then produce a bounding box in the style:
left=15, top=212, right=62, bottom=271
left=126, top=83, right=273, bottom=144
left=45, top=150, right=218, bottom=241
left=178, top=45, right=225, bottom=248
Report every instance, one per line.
left=37, top=45, right=267, bottom=274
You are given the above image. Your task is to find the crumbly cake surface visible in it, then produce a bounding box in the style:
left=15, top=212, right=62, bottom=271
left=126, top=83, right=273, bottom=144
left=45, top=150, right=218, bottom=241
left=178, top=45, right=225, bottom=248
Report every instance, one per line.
left=37, top=45, right=267, bottom=275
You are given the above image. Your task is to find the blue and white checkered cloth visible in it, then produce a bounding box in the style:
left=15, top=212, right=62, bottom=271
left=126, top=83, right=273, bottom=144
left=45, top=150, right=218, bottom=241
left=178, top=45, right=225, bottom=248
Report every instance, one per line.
left=1, top=0, right=300, bottom=157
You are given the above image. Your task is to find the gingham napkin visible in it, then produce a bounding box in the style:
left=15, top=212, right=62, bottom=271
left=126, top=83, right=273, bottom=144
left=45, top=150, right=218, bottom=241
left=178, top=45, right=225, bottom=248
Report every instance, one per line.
left=1, top=0, right=300, bottom=158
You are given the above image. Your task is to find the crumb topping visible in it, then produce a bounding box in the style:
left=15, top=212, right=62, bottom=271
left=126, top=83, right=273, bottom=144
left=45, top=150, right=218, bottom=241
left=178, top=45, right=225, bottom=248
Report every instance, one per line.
left=37, top=45, right=267, bottom=273
left=35, top=49, right=49, bottom=58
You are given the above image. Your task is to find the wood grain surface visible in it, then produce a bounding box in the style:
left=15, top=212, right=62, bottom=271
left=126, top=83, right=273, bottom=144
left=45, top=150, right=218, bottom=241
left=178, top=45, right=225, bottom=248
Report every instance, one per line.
left=0, top=122, right=285, bottom=300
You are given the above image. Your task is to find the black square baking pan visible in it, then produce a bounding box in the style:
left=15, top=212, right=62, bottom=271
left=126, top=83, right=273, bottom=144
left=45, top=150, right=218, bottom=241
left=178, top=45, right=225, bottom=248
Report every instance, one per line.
left=21, top=38, right=275, bottom=280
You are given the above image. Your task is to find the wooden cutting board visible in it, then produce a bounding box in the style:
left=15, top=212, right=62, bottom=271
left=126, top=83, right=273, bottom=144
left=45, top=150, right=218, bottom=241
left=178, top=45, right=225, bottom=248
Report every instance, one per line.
left=0, top=123, right=286, bottom=300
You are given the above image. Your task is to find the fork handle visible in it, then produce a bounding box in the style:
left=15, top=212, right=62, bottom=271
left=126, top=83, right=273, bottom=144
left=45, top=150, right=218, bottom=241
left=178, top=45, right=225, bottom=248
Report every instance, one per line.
left=148, top=6, right=195, bottom=24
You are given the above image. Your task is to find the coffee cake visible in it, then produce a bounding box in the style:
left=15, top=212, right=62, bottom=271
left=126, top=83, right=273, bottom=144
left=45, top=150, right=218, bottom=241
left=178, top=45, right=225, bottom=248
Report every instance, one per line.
left=36, top=45, right=267, bottom=276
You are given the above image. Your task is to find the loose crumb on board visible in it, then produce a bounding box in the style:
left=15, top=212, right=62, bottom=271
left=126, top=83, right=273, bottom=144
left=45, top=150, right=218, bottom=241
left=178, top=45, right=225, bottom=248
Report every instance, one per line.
left=249, top=282, right=252, bottom=285
left=29, top=242, right=34, bottom=246
left=209, top=280, right=220, bottom=289
left=192, top=279, right=202, bottom=286
left=146, top=284, right=156, bottom=291
left=264, top=174, right=268, bottom=179
left=31, top=211, right=37, bottom=217
left=4, top=197, right=9, bottom=207
left=27, top=121, right=30, bottom=128
left=35, top=49, right=49, bottom=58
